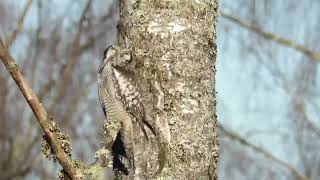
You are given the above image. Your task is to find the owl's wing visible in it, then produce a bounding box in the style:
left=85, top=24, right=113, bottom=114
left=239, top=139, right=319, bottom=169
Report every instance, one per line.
left=98, top=77, right=107, bottom=116
left=113, top=67, right=156, bottom=136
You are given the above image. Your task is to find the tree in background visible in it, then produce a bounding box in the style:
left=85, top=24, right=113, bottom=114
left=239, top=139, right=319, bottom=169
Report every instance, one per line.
left=0, top=0, right=219, bottom=179
left=218, top=0, right=320, bottom=180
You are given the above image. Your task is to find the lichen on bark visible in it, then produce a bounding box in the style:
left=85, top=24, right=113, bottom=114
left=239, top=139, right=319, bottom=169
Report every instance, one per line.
left=117, top=0, right=219, bottom=179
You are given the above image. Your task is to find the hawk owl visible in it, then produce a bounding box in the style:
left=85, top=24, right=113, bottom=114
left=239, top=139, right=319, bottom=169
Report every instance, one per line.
left=98, top=45, right=155, bottom=174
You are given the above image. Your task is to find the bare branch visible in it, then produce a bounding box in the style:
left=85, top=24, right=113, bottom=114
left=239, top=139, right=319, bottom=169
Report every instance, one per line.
left=220, top=11, right=320, bottom=62
left=5, top=0, right=33, bottom=48
left=258, top=52, right=320, bottom=137
left=49, top=0, right=93, bottom=110
left=218, top=124, right=309, bottom=180
left=292, top=98, right=320, bottom=137
left=0, top=38, right=79, bottom=180
left=30, top=0, right=43, bottom=87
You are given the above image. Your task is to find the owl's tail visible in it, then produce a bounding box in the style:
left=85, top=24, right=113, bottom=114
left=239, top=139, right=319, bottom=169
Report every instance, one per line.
left=138, top=119, right=156, bottom=141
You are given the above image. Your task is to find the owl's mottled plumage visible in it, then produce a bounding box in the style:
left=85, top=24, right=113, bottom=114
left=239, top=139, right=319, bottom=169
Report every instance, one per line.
left=98, top=45, right=155, bottom=174
left=98, top=45, right=155, bottom=136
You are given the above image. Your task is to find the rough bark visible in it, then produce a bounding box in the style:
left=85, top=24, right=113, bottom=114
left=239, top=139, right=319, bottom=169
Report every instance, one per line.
left=118, top=0, right=219, bottom=179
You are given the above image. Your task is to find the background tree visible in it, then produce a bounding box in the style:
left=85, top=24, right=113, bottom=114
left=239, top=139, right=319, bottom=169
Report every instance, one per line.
left=0, top=0, right=219, bottom=179
left=0, top=0, right=117, bottom=179
left=218, top=0, right=320, bottom=180
left=1, top=0, right=318, bottom=180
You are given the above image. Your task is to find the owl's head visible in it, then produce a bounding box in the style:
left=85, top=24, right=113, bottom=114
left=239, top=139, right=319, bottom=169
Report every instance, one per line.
left=102, top=45, right=132, bottom=68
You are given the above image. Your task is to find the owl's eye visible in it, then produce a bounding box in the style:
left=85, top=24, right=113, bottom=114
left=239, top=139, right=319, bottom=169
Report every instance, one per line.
left=123, top=54, right=131, bottom=61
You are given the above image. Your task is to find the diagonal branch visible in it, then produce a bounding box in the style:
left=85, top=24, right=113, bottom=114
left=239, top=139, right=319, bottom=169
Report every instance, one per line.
left=5, top=0, right=33, bottom=48
left=218, top=124, right=308, bottom=180
left=0, top=38, right=79, bottom=180
left=220, top=11, right=320, bottom=62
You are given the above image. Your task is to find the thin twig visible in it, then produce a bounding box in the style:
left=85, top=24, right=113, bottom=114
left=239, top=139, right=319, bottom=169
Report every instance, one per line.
left=5, top=0, right=33, bottom=48
left=292, top=98, right=320, bottom=137
left=220, top=11, right=320, bottom=62
left=0, top=38, right=79, bottom=180
left=30, top=0, right=43, bottom=87
left=49, top=0, right=93, bottom=111
left=218, top=124, right=308, bottom=180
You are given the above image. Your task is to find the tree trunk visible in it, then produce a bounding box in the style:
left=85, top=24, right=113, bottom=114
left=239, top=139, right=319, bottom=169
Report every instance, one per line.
left=117, top=0, right=219, bottom=179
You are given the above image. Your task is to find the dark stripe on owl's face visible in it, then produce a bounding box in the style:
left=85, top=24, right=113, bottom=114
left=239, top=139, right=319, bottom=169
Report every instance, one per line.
left=100, top=45, right=116, bottom=73
left=103, top=45, right=115, bottom=61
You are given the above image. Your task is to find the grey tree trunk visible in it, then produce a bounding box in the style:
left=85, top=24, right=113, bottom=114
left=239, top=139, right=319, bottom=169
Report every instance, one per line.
left=117, top=0, right=219, bottom=179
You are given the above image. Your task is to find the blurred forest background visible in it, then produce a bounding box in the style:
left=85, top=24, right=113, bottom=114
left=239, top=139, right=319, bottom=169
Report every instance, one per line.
left=0, top=0, right=319, bottom=179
